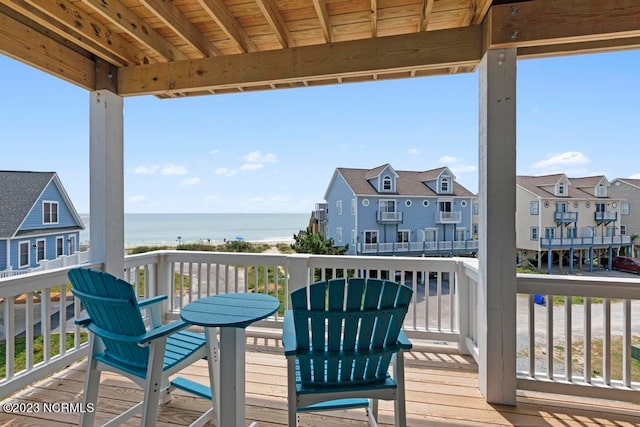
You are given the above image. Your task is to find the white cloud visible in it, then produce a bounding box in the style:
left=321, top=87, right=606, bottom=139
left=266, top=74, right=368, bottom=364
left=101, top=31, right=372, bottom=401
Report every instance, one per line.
left=209, top=149, right=219, bottom=155
left=128, top=195, right=146, bottom=202
left=215, top=167, right=237, bottom=177
left=532, top=151, right=590, bottom=170
left=134, top=165, right=159, bottom=175
left=439, top=155, right=460, bottom=164
left=181, top=177, right=201, bottom=186
left=242, top=150, right=278, bottom=164
left=250, top=196, right=265, bottom=202
left=161, top=164, right=188, bottom=175
left=406, top=148, right=419, bottom=155
left=630, top=173, right=640, bottom=179
left=240, top=163, right=263, bottom=171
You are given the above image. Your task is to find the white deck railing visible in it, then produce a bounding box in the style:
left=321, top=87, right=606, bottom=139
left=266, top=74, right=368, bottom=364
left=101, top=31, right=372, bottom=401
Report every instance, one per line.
left=0, top=251, right=638, bottom=404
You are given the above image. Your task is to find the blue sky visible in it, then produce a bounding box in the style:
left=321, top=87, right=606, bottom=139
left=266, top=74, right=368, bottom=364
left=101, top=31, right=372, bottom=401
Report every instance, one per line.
left=1, top=50, right=638, bottom=214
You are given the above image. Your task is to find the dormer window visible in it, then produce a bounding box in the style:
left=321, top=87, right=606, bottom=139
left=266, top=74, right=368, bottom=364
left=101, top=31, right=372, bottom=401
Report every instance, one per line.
left=596, top=183, right=606, bottom=197
left=440, top=176, right=450, bottom=193
left=43, top=201, right=59, bottom=224
left=382, top=175, right=392, bottom=191
left=557, top=182, right=566, bottom=196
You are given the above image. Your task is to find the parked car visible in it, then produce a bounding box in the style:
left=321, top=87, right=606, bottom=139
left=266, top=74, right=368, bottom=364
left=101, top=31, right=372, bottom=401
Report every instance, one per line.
left=611, top=256, right=640, bottom=274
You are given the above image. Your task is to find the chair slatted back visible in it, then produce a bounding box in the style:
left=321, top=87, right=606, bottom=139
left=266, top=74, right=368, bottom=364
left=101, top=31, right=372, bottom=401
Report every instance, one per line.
left=290, top=278, right=412, bottom=386
left=68, top=268, right=149, bottom=370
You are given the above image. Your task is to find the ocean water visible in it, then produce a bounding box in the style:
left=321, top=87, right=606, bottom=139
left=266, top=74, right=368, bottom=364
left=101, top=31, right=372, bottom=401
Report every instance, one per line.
left=79, top=213, right=309, bottom=246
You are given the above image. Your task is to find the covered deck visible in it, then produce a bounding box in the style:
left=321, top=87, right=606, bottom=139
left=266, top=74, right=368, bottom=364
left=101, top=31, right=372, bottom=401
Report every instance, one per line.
left=1, top=0, right=640, bottom=424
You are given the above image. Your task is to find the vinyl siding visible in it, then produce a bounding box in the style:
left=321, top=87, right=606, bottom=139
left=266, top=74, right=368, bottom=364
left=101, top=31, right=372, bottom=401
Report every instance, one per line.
left=325, top=174, right=356, bottom=254
left=609, top=181, right=640, bottom=239
left=20, top=181, right=80, bottom=231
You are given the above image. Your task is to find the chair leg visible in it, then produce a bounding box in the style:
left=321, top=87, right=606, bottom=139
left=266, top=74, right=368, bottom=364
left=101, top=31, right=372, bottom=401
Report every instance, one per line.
left=80, top=340, right=101, bottom=427
left=367, top=399, right=379, bottom=427
left=140, top=339, right=167, bottom=427
left=286, top=357, right=298, bottom=427
left=393, top=352, right=407, bottom=427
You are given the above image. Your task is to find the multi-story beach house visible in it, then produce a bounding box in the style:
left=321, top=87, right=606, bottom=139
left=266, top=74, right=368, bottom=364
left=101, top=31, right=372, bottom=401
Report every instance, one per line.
left=315, top=164, right=477, bottom=256
left=516, top=174, right=631, bottom=272
left=608, top=178, right=640, bottom=256
left=0, top=171, right=85, bottom=275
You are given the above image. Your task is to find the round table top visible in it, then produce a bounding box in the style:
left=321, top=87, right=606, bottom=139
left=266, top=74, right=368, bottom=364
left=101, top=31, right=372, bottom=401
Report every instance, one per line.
left=180, top=292, right=280, bottom=328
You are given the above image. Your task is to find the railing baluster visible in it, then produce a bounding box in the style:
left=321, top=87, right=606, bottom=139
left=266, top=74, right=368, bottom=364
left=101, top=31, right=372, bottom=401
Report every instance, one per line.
left=584, top=297, right=591, bottom=384
left=5, top=297, right=15, bottom=379
left=546, top=294, right=553, bottom=380
left=564, top=296, right=572, bottom=382
left=436, top=272, right=442, bottom=331
left=26, top=292, right=34, bottom=371
left=603, top=298, right=611, bottom=385
left=59, top=285, right=67, bottom=357
left=41, top=289, right=51, bottom=364
left=449, top=270, right=455, bottom=332
left=623, top=299, right=632, bottom=387
left=528, top=294, right=535, bottom=377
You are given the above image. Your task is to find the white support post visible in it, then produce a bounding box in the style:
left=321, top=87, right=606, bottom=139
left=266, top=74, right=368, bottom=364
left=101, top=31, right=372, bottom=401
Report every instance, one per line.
left=477, top=48, right=517, bottom=405
left=90, top=90, right=124, bottom=278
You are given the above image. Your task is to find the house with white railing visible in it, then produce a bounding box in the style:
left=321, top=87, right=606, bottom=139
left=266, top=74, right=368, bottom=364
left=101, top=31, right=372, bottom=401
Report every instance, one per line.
left=609, top=178, right=640, bottom=256
left=0, top=171, right=87, bottom=277
left=316, top=164, right=478, bottom=256
left=516, top=174, right=631, bottom=272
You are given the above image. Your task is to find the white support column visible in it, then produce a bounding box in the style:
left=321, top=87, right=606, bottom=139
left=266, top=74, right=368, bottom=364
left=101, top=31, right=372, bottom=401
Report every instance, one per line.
left=477, top=48, right=517, bottom=405
left=90, top=90, right=124, bottom=278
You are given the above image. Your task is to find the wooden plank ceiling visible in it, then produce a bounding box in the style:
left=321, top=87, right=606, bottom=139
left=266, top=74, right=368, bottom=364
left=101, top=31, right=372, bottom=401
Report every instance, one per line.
left=0, top=0, right=639, bottom=97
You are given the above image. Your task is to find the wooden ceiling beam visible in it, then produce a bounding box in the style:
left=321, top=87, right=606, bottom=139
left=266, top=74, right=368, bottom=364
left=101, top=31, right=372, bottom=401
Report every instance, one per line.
left=518, top=36, right=640, bottom=59
left=417, top=0, right=434, bottom=32
left=254, top=0, right=293, bottom=48
left=370, top=0, right=377, bottom=37
left=486, top=0, right=640, bottom=49
left=2, top=0, right=128, bottom=66
left=0, top=9, right=95, bottom=89
left=80, top=0, right=188, bottom=62
left=25, top=0, right=150, bottom=65
left=312, top=0, right=332, bottom=43
left=196, top=0, right=257, bottom=53
left=138, top=0, right=220, bottom=57
left=118, top=26, right=482, bottom=96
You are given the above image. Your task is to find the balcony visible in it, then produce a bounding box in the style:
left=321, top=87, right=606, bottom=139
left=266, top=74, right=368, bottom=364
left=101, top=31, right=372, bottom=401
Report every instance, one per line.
left=595, top=210, right=618, bottom=223
left=1, top=251, right=639, bottom=425
left=554, top=210, right=578, bottom=223
left=435, top=211, right=462, bottom=223
left=376, top=210, right=403, bottom=223
left=540, top=235, right=631, bottom=248
left=359, top=240, right=478, bottom=255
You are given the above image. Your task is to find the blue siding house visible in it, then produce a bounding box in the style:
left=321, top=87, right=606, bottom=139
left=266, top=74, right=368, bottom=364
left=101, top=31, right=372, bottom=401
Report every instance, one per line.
left=316, top=164, right=478, bottom=256
left=0, top=171, right=85, bottom=272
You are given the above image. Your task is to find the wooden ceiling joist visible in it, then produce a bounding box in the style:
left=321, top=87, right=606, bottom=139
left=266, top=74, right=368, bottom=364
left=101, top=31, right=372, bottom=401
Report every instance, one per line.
left=312, top=0, right=332, bottom=43
left=370, top=0, right=377, bottom=37
left=473, top=0, right=493, bottom=25
left=0, top=9, right=94, bottom=89
left=196, top=0, right=257, bottom=53
left=118, top=25, right=482, bottom=96
left=254, top=0, right=293, bottom=48
left=81, top=0, right=188, bottom=62
left=138, top=0, right=220, bottom=57
left=25, top=0, right=150, bottom=65
left=417, top=0, right=434, bottom=32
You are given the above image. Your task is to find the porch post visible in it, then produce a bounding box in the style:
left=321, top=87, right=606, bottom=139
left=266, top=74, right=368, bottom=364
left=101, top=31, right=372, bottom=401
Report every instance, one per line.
left=477, top=48, right=517, bottom=405
left=89, top=89, right=124, bottom=278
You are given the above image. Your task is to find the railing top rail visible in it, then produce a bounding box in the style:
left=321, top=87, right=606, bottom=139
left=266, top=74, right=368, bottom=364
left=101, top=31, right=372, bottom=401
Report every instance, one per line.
left=517, top=273, right=640, bottom=299
left=0, top=262, right=103, bottom=298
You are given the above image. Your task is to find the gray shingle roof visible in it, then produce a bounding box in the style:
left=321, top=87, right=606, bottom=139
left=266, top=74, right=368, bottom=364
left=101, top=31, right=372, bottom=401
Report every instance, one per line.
left=337, top=165, right=475, bottom=197
left=517, top=174, right=609, bottom=199
left=0, top=171, right=57, bottom=238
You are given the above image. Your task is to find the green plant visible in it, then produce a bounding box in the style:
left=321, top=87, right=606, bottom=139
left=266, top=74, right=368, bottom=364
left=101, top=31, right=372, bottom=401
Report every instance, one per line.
left=291, top=228, right=348, bottom=255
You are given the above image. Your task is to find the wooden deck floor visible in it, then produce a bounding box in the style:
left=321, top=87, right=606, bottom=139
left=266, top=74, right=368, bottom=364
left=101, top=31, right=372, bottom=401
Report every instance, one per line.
left=2, top=337, right=640, bottom=426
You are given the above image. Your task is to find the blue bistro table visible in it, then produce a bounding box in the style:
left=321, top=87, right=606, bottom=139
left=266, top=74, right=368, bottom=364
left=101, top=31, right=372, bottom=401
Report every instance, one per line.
left=176, top=293, right=279, bottom=427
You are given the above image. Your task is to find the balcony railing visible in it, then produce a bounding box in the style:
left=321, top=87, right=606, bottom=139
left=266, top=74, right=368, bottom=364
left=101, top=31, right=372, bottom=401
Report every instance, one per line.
left=0, top=251, right=639, bottom=405
left=540, top=235, right=631, bottom=247
left=376, top=210, right=403, bottom=223
left=595, top=211, right=618, bottom=222
left=554, top=210, right=578, bottom=222
left=435, top=211, right=462, bottom=223
left=359, top=240, right=478, bottom=255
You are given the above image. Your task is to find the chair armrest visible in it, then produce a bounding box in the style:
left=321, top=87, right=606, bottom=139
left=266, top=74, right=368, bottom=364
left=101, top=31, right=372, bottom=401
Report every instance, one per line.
left=138, top=295, right=167, bottom=308
left=282, top=310, right=298, bottom=356
left=75, top=316, right=91, bottom=327
left=85, top=319, right=189, bottom=346
left=398, top=330, right=412, bottom=350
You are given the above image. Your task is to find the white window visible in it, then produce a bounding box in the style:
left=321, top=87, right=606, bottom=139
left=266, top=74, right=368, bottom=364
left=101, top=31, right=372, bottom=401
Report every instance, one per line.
left=19, top=241, right=30, bottom=268
left=423, top=200, right=430, bottom=207
left=43, top=201, right=59, bottom=224
left=380, top=199, right=396, bottom=212
left=472, top=203, right=479, bottom=215
left=545, top=228, right=555, bottom=239
left=460, top=200, right=467, bottom=207
left=336, top=200, right=342, bottom=215
left=595, top=202, right=606, bottom=213
left=455, top=228, right=466, bottom=241
left=423, top=228, right=437, bottom=242
left=567, top=227, right=577, bottom=238
left=530, top=201, right=539, bottom=215
left=557, top=182, right=566, bottom=196
left=620, top=225, right=627, bottom=235
left=596, top=183, right=606, bottom=197
left=36, top=239, right=46, bottom=262
left=530, top=227, right=539, bottom=240
left=472, top=223, right=478, bottom=235
left=440, top=176, right=450, bottom=193
left=405, top=200, right=412, bottom=207
left=351, top=199, right=356, bottom=215
left=382, top=175, right=392, bottom=191
left=621, top=202, right=629, bottom=215
left=351, top=230, right=357, bottom=245
left=336, top=227, right=343, bottom=242
left=68, top=235, right=77, bottom=254
left=606, top=226, right=615, bottom=237
left=397, top=230, right=409, bottom=243
left=56, top=236, right=64, bottom=257
left=555, top=202, right=568, bottom=212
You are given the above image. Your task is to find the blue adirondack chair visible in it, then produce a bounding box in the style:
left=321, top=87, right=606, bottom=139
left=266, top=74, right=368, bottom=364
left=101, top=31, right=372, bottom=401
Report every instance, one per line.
left=68, top=268, right=209, bottom=426
left=283, top=278, right=413, bottom=427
